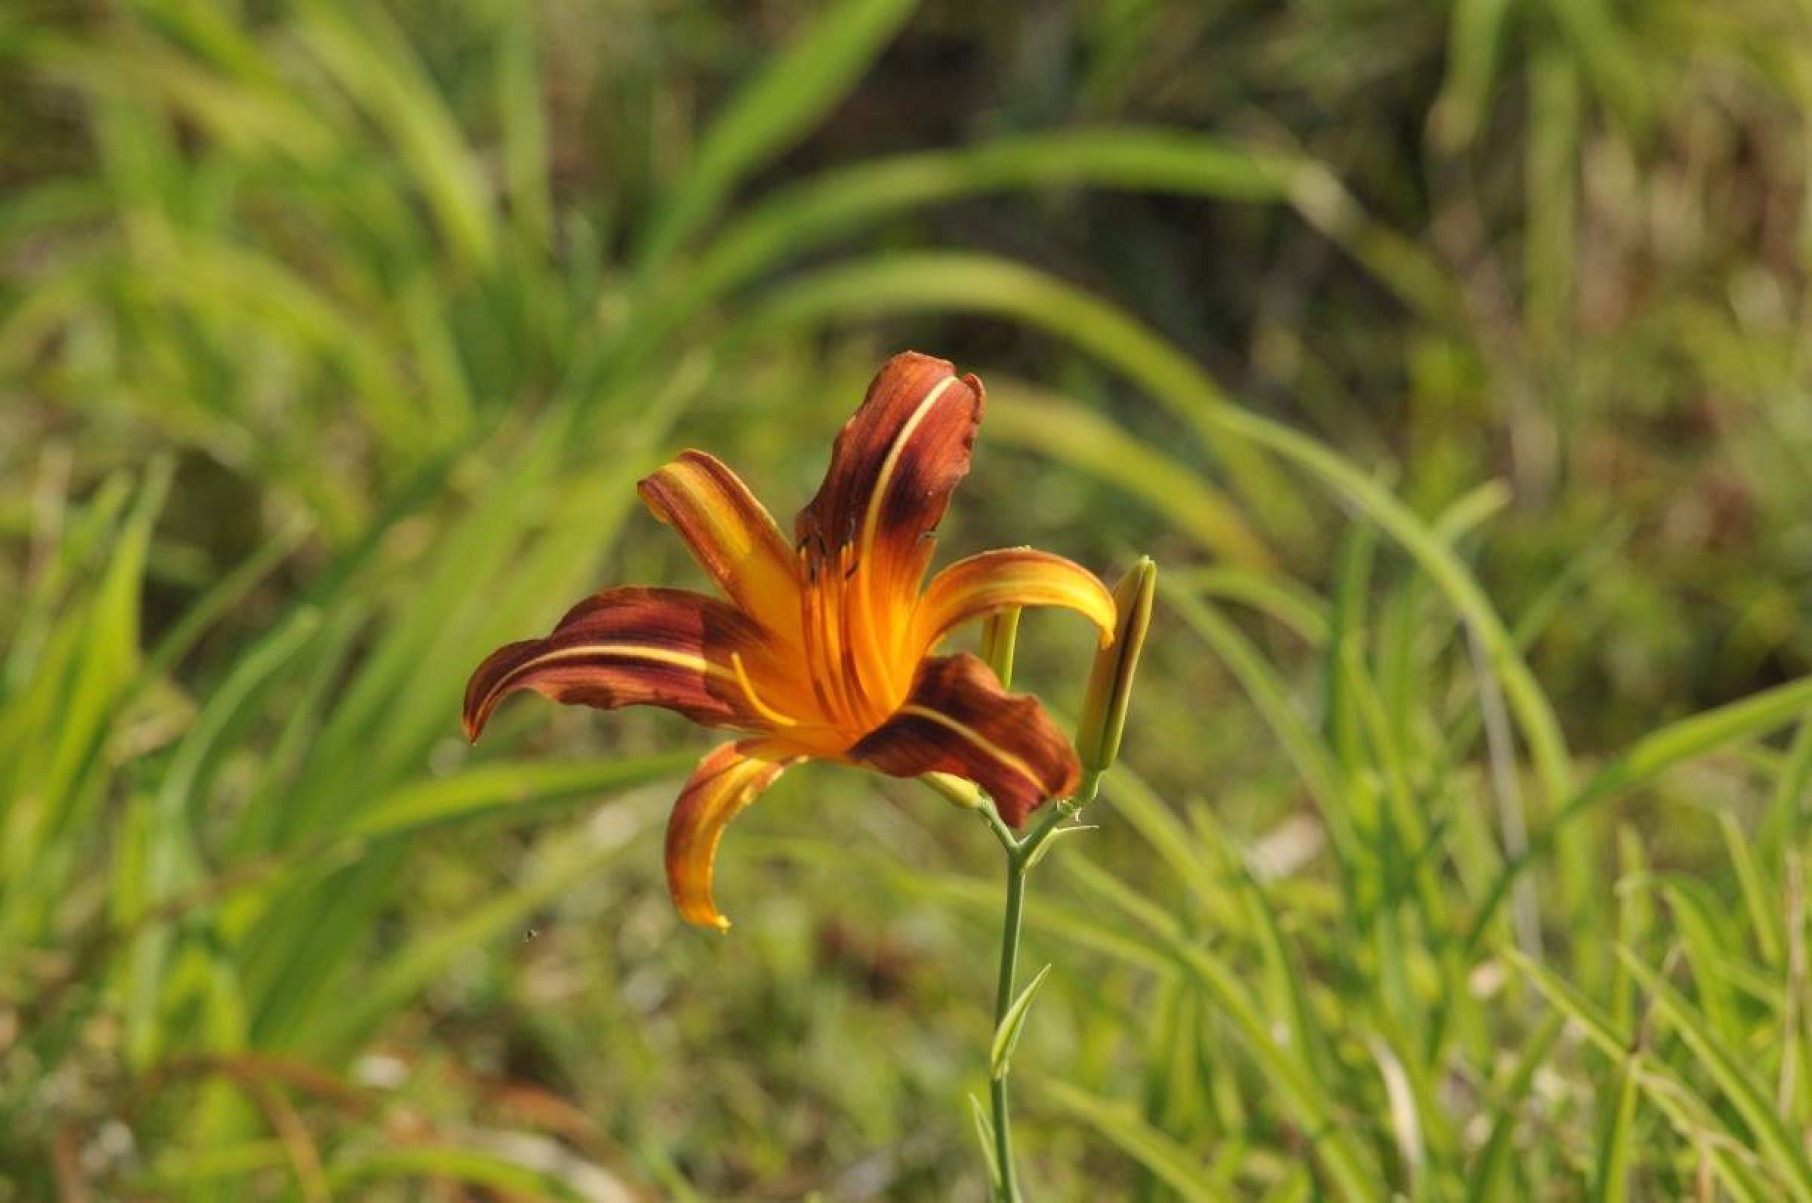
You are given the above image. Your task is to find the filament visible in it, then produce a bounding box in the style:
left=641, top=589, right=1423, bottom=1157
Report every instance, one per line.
left=731, top=652, right=799, bottom=728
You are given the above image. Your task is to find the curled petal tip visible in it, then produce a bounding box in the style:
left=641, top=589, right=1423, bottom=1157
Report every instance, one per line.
left=666, top=741, right=795, bottom=934
left=674, top=898, right=732, bottom=932
left=914, top=548, right=1117, bottom=656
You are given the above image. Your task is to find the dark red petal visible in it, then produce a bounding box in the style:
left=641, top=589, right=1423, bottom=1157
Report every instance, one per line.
left=795, top=352, right=983, bottom=622
left=846, top=652, right=1080, bottom=827
left=462, top=586, right=775, bottom=741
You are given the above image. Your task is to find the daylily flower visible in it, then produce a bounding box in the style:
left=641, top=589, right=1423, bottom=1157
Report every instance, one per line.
left=463, top=352, right=1115, bottom=930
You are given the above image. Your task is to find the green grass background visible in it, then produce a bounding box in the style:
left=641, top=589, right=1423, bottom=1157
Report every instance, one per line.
left=7, top=0, right=1812, bottom=1198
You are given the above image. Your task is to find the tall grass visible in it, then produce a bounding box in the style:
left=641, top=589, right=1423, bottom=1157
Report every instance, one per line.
left=5, top=1, right=1812, bottom=1198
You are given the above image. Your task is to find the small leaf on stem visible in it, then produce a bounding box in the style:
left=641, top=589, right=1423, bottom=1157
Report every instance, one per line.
left=991, top=962, right=1055, bottom=1080
left=981, top=606, right=1021, bottom=687
left=969, top=1091, right=1001, bottom=1188
left=1025, top=823, right=1097, bottom=870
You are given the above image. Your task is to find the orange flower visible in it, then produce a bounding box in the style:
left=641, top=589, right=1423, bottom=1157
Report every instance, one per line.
left=463, top=353, right=1115, bottom=929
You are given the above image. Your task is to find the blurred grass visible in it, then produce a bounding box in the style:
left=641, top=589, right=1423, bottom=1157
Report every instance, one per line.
left=6, top=0, right=1812, bottom=1199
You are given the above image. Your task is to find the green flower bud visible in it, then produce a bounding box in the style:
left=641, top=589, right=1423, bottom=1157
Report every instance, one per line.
left=923, top=771, right=986, bottom=811
left=1075, top=557, right=1156, bottom=772
left=981, top=606, right=1022, bottom=688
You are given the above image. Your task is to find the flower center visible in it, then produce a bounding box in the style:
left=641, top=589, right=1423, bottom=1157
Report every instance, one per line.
left=795, top=519, right=902, bottom=739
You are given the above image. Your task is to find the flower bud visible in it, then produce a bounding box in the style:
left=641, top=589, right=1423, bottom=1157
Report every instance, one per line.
left=981, top=607, right=1022, bottom=688
left=923, top=771, right=986, bottom=811
left=1075, top=557, right=1155, bottom=772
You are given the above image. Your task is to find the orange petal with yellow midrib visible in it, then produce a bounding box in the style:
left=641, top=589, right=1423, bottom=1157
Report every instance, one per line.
left=665, top=739, right=801, bottom=930
left=912, top=547, right=1116, bottom=658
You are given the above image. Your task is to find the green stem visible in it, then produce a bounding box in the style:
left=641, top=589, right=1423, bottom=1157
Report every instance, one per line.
left=990, top=847, right=1029, bottom=1202
left=980, top=769, right=1101, bottom=1201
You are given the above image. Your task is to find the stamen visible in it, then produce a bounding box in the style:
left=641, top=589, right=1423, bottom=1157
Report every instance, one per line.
left=818, top=553, right=854, bottom=702
left=730, top=652, right=799, bottom=728
left=799, top=544, right=855, bottom=723
left=832, top=539, right=884, bottom=726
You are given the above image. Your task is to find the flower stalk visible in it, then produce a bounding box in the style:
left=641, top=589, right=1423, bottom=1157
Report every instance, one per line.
left=981, top=606, right=1021, bottom=687
left=981, top=766, right=1104, bottom=1201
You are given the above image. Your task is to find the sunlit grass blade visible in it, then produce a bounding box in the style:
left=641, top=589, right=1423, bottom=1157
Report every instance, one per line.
left=1431, top=0, right=1514, bottom=149
left=304, top=792, right=666, bottom=1056
left=295, top=4, right=496, bottom=269
left=1659, top=878, right=1743, bottom=1043
left=120, top=604, right=324, bottom=1066
left=1463, top=1010, right=1564, bottom=1202
left=1084, top=763, right=1240, bottom=926
left=496, top=12, right=552, bottom=252
left=1470, top=672, right=1812, bottom=957
left=324, top=1144, right=605, bottom=1201
left=1052, top=848, right=1378, bottom=1197
left=634, top=0, right=916, bottom=273
left=676, top=127, right=1299, bottom=321
left=1169, top=566, right=1329, bottom=646
left=1617, top=949, right=1812, bottom=1201
left=987, top=384, right=1276, bottom=570
left=970, top=1092, right=1002, bottom=1191
left=141, top=517, right=312, bottom=683
left=1164, top=584, right=1358, bottom=866
left=1589, top=1052, right=1641, bottom=1203
left=343, top=753, right=697, bottom=842
left=1039, top=1078, right=1238, bottom=1203
left=1721, top=815, right=1784, bottom=968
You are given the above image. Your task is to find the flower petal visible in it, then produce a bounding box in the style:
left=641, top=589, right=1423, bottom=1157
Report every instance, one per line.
left=847, top=653, right=1080, bottom=827
left=912, top=548, right=1116, bottom=656
left=463, top=586, right=775, bottom=741
left=666, top=739, right=801, bottom=930
left=795, top=353, right=983, bottom=672
left=638, top=450, right=802, bottom=642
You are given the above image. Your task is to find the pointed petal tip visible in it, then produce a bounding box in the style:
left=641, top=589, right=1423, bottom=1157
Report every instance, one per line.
left=676, top=900, right=732, bottom=933
left=460, top=688, right=488, bottom=744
